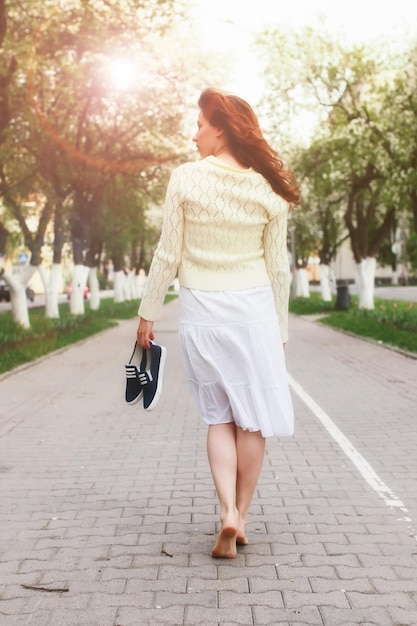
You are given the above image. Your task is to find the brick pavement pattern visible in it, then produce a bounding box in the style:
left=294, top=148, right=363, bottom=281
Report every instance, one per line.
left=1, top=298, right=417, bottom=625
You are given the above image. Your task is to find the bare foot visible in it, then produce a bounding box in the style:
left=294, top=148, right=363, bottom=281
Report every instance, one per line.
left=237, top=518, right=248, bottom=545
left=236, top=533, right=249, bottom=545
left=211, top=526, right=237, bottom=559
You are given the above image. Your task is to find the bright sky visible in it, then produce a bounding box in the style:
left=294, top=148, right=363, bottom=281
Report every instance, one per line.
left=190, top=0, right=417, bottom=103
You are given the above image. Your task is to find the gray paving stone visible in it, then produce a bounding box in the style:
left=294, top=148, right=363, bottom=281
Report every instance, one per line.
left=1, top=301, right=417, bottom=625
left=324, top=542, right=383, bottom=556
left=185, top=606, right=254, bottom=623
left=371, top=577, right=417, bottom=593
left=0, top=612, right=52, bottom=626
left=283, top=589, right=351, bottom=609
left=249, top=576, right=311, bottom=593
left=0, top=598, right=32, bottom=616
left=45, top=607, right=118, bottom=625
left=221, top=623, right=274, bottom=626
left=218, top=564, right=278, bottom=580
left=252, top=605, right=324, bottom=624
left=186, top=577, right=249, bottom=593
left=347, top=590, right=417, bottom=609
left=88, top=590, right=154, bottom=607
left=219, top=590, right=284, bottom=608
left=386, top=607, right=417, bottom=625
left=336, top=564, right=398, bottom=580
left=158, top=563, right=219, bottom=580
left=319, top=606, right=392, bottom=625
left=99, top=565, right=158, bottom=582
left=327, top=576, right=374, bottom=595
left=115, top=606, right=185, bottom=625
left=155, top=590, right=218, bottom=608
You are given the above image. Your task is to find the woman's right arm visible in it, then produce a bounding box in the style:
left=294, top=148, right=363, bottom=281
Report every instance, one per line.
left=137, top=169, right=185, bottom=323
left=263, top=204, right=291, bottom=343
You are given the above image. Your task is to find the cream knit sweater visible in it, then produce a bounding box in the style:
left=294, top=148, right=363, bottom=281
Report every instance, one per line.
left=138, top=156, right=291, bottom=341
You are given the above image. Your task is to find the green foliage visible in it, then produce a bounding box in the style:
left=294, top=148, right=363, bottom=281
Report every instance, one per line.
left=1, top=0, right=206, bottom=271
left=343, top=298, right=417, bottom=332
left=289, top=292, right=417, bottom=354
left=258, top=27, right=417, bottom=273
left=289, top=292, right=336, bottom=316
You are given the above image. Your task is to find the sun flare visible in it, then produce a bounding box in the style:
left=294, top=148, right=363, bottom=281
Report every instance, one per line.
left=106, top=57, right=136, bottom=91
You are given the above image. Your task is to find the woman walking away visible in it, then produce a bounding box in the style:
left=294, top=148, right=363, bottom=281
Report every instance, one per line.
left=136, top=87, right=300, bottom=558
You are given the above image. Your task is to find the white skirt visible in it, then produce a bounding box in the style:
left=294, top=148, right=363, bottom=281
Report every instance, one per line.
left=178, top=286, right=294, bottom=438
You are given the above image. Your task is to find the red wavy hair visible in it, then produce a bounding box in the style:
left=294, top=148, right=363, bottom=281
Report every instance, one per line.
left=198, top=88, right=300, bottom=205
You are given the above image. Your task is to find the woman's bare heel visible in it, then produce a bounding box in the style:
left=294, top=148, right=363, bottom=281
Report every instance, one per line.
left=237, top=517, right=249, bottom=545
left=236, top=533, right=249, bottom=545
left=211, top=526, right=237, bottom=558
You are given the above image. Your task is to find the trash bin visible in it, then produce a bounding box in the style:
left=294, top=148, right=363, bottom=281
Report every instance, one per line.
left=336, top=284, right=350, bottom=310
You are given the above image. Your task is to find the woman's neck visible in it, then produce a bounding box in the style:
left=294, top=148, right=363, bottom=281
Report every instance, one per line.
left=212, top=146, right=248, bottom=170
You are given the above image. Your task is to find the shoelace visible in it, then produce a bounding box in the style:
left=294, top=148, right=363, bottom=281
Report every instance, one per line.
left=138, top=371, right=153, bottom=385
left=125, top=365, right=140, bottom=379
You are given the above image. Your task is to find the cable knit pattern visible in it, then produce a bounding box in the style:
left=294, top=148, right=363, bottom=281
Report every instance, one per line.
left=138, top=156, right=291, bottom=341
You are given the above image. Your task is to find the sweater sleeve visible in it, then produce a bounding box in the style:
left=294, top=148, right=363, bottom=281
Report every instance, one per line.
left=138, top=169, right=184, bottom=321
left=263, top=205, right=291, bottom=342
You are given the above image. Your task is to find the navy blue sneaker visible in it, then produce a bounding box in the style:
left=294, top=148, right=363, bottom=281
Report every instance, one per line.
left=125, top=342, right=147, bottom=405
left=138, top=341, right=167, bottom=411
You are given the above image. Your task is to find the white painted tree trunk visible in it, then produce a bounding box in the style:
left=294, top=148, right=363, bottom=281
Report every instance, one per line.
left=136, top=269, right=147, bottom=300
left=11, top=281, right=30, bottom=328
left=129, top=272, right=139, bottom=300
left=296, top=268, right=310, bottom=298
left=124, top=270, right=135, bottom=301
left=38, top=263, right=61, bottom=319
left=3, top=267, right=37, bottom=328
left=88, top=267, right=100, bottom=311
left=319, top=264, right=332, bottom=302
left=113, top=270, right=126, bottom=303
left=69, top=264, right=89, bottom=315
left=391, top=270, right=399, bottom=286
left=355, top=257, right=376, bottom=309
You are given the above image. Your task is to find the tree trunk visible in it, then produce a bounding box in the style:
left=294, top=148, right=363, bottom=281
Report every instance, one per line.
left=85, top=235, right=103, bottom=311
left=88, top=266, right=100, bottom=310
left=355, top=257, right=376, bottom=309
left=3, top=267, right=37, bottom=328
left=127, top=270, right=139, bottom=300
left=319, top=264, right=332, bottom=302
left=69, top=264, right=89, bottom=314
left=11, top=282, right=30, bottom=328
left=38, top=263, right=61, bottom=319
left=124, top=269, right=136, bottom=301
left=113, top=269, right=126, bottom=303
left=296, top=268, right=310, bottom=298
left=135, top=268, right=147, bottom=300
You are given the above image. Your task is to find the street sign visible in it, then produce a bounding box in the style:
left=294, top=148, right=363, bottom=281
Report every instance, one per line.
left=18, top=253, right=29, bottom=265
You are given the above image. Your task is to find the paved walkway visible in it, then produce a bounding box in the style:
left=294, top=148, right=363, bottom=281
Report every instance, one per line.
left=1, top=299, right=417, bottom=625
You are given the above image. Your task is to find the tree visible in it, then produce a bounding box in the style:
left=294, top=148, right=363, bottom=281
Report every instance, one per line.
left=383, top=42, right=417, bottom=240
left=0, top=0, right=17, bottom=275
left=296, top=140, right=348, bottom=300
left=1, top=0, right=253, bottom=326
left=2, top=0, right=198, bottom=322
left=257, top=26, right=411, bottom=308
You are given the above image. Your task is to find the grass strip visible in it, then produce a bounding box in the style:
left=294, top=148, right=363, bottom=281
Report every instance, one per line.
left=2, top=291, right=416, bottom=376
left=289, top=292, right=417, bottom=355
left=0, top=296, right=176, bottom=375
